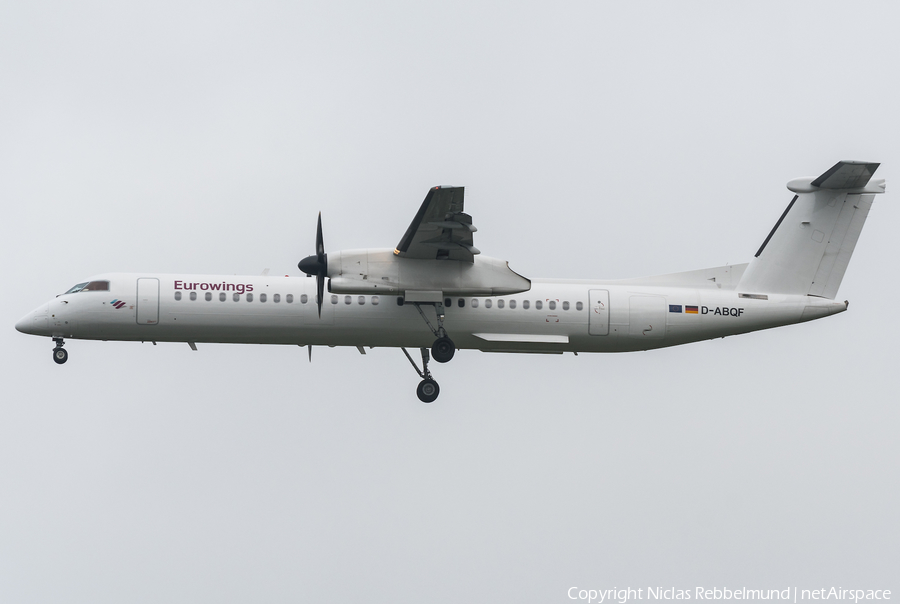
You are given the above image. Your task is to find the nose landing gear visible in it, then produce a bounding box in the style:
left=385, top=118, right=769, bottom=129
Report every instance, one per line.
left=402, top=347, right=440, bottom=403
left=52, top=338, right=68, bottom=364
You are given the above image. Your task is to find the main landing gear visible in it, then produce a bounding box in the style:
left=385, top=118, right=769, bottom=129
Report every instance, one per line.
left=52, top=337, right=68, bottom=365
left=401, top=298, right=457, bottom=402
left=402, top=347, right=440, bottom=403
left=409, top=300, right=456, bottom=363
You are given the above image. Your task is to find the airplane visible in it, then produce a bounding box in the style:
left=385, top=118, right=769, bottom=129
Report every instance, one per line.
left=15, top=161, right=886, bottom=402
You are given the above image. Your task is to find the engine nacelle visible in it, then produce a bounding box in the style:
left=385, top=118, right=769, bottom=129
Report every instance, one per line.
left=327, top=249, right=531, bottom=296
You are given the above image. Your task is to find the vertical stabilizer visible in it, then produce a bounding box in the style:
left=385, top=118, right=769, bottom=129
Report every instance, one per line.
left=737, top=161, right=885, bottom=298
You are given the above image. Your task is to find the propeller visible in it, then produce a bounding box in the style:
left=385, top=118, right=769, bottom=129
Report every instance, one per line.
left=298, top=212, right=327, bottom=318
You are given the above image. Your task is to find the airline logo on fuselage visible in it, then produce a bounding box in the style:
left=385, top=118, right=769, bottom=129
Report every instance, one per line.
left=174, top=280, right=255, bottom=294
left=110, top=299, right=127, bottom=309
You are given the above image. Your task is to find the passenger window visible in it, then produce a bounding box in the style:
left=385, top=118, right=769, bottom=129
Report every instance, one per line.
left=274, top=294, right=281, bottom=303
left=260, top=293, right=267, bottom=302
left=345, top=295, right=351, bottom=305
left=174, top=291, right=182, bottom=301
left=372, top=296, right=379, bottom=305
left=563, top=301, right=570, bottom=310
left=220, top=293, right=226, bottom=302
left=205, top=292, right=212, bottom=301
left=331, top=295, right=338, bottom=305
left=458, top=299, right=465, bottom=308
left=509, top=300, right=516, bottom=309
left=358, top=296, right=365, bottom=305
left=471, top=299, right=479, bottom=308
left=64, top=282, right=89, bottom=294
left=576, top=301, right=583, bottom=311
left=536, top=300, right=543, bottom=310
left=83, top=281, right=110, bottom=291
left=444, top=297, right=451, bottom=307
left=485, top=299, right=492, bottom=308
left=190, top=292, right=197, bottom=301
left=233, top=293, right=240, bottom=302
left=246, top=293, right=253, bottom=302
left=548, top=300, right=556, bottom=310
left=300, top=294, right=308, bottom=304
left=498, top=300, right=505, bottom=308
left=523, top=300, right=530, bottom=309
left=286, top=294, right=294, bottom=303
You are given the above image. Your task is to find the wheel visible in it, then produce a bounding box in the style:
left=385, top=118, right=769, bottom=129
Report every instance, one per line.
left=416, top=379, right=440, bottom=403
left=431, top=336, right=455, bottom=363
left=53, top=347, right=68, bottom=365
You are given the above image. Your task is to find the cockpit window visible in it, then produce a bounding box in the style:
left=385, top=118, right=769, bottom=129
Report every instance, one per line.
left=63, top=282, right=89, bottom=294
left=62, top=280, right=110, bottom=295
left=83, top=281, right=109, bottom=291
left=63, top=281, right=109, bottom=294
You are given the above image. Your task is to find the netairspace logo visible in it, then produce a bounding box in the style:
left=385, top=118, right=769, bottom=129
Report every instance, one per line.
left=566, top=588, right=892, bottom=604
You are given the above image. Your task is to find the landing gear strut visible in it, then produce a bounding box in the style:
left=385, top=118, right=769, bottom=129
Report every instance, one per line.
left=402, top=347, right=440, bottom=403
left=411, top=301, right=456, bottom=363
left=52, top=337, right=68, bottom=365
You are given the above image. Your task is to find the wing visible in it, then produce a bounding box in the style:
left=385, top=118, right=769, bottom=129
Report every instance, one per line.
left=394, top=186, right=480, bottom=262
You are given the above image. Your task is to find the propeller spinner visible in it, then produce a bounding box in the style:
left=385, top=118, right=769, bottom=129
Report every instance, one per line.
left=298, top=212, right=327, bottom=318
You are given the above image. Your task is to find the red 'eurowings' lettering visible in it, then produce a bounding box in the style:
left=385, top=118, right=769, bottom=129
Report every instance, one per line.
left=174, top=281, right=253, bottom=294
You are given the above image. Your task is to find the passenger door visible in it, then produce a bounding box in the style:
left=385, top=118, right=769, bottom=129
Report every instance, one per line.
left=136, top=278, right=159, bottom=325
left=588, top=289, right=609, bottom=335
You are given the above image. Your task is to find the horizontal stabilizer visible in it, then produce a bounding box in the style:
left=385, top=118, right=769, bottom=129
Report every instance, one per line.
left=811, top=161, right=880, bottom=189
left=788, top=161, right=885, bottom=194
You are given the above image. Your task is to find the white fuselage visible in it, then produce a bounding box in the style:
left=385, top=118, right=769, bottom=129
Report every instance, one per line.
left=16, top=272, right=848, bottom=353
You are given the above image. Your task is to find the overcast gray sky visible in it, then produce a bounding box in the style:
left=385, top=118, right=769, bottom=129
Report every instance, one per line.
left=2, top=2, right=898, bottom=602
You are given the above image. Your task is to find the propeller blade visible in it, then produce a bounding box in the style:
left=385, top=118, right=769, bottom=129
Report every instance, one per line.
left=298, top=212, right=328, bottom=319
left=316, top=212, right=324, bottom=259
left=316, top=272, right=325, bottom=318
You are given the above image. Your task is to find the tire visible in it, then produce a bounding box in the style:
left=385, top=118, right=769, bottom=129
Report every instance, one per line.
left=53, top=348, right=68, bottom=365
left=431, top=336, right=455, bottom=363
left=416, top=379, right=440, bottom=403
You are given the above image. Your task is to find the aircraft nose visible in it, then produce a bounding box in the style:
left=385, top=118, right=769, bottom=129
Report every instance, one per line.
left=15, top=303, right=49, bottom=335
left=15, top=313, right=34, bottom=334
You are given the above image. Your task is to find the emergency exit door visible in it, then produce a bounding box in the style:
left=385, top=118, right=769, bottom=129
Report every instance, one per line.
left=136, top=278, right=159, bottom=325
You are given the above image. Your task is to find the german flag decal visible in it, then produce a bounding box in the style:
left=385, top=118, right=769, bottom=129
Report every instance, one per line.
left=685, top=305, right=699, bottom=314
